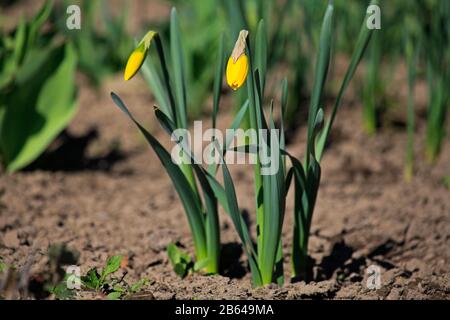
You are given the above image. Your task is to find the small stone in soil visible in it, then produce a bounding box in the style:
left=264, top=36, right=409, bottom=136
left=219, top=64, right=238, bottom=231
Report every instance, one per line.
left=3, top=230, right=20, bottom=248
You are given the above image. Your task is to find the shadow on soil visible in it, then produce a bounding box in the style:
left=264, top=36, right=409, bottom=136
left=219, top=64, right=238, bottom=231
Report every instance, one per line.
left=220, top=242, right=246, bottom=279
left=291, top=238, right=400, bottom=284
left=25, top=129, right=126, bottom=172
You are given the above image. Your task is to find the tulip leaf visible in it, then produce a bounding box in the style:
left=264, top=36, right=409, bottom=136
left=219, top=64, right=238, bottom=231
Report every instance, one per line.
left=1, top=43, right=78, bottom=172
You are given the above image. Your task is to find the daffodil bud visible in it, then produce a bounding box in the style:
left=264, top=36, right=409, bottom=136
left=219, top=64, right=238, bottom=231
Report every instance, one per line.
left=226, top=30, right=249, bottom=91
left=124, top=31, right=157, bottom=81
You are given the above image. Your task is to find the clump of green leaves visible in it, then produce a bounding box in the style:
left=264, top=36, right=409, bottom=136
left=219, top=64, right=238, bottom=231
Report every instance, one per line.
left=161, top=0, right=223, bottom=118
left=167, top=243, right=210, bottom=278
left=291, top=0, right=377, bottom=280
left=82, top=255, right=123, bottom=293
left=422, top=1, right=450, bottom=163
left=217, top=1, right=377, bottom=286
left=113, top=8, right=226, bottom=276
left=112, top=1, right=375, bottom=287
left=54, top=255, right=148, bottom=300
left=80, top=255, right=149, bottom=300
left=0, top=0, right=78, bottom=172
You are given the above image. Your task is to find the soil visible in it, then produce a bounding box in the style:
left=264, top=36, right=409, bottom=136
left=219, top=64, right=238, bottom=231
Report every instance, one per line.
left=1, top=1, right=449, bottom=300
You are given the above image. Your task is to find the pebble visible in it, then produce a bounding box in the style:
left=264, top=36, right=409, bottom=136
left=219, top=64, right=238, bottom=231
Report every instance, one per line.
left=3, top=230, right=20, bottom=248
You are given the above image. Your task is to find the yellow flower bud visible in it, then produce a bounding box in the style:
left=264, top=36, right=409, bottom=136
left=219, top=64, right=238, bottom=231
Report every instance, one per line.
left=226, top=55, right=249, bottom=91
left=124, top=31, right=157, bottom=81
left=124, top=45, right=146, bottom=81
left=226, top=30, right=249, bottom=91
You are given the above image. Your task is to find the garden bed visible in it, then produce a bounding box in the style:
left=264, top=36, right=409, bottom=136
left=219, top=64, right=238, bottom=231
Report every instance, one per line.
left=1, top=73, right=449, bottom=300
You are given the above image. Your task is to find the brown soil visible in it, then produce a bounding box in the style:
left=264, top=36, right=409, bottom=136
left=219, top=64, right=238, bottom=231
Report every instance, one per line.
left=1, top=1, right=449, bottom=301
left=1, top=70, right=449, bottom=299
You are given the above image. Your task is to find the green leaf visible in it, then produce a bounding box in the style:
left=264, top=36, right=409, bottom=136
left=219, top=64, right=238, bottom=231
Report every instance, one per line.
left=170, top=8, right=188, bottom=128
left=28, top=0, right=53, bottom=48
left=112, top=285, right=126, bottom=293
left=153, top=35, right=177, bottom=122
left=154, top=108, right=220, bottom=274
left=212, top=34, right=225, bottom=129
left=167, top=243, right=182, bottom=265
left=154, top=107, right=178, bottom=137
left=174, top=263, right=188, bottom=278
left=305, top=2, right=333, bottom=168
left=311, top=108, right=324, bottom=158
left=130, top=279, right=148, bottom=293
left=142, top=60, right=172, bottom=121
left=255, top=20, right=268, bottom=93
left=0, top=261, right=7, bottom=272
left=281, top=78, right=288, bottom=119
left=101, top=255, right=123, bottom=281
left=187, top=165, right=220, bottom=274
left=82, top=268, right=100, bottom=290
left=215, top=147, right=262, bottom=286
left=13, top=16, right=27, bottom=68
left=1, top=43, right=77, bottom=172
left=111, top=92, right=207, bottom=261
left=193, top=259, right=210, bottom=272
left=48, top=283, right=75, bottom=300
left=224, top=0, right=248, bottom=40
left=167, top=243, right=194, bottom=277
left=208, top=99, right=250, bottom=175
left=259, top=106, right=285, bottom=285
left=107, top=291, right=122, bottom=300
left=316, top=0, right=378, bottom=161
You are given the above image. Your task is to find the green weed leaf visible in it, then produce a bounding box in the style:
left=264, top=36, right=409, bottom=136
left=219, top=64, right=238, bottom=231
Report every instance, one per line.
left=101, top=255, right=123, bottom=280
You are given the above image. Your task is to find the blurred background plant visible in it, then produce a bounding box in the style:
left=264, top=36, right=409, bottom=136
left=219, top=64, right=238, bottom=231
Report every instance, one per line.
left=54, top=0, right=132, bottom=86
left=0, top=0, right=78, bottom=172
left=158, top=0, right=223, bottom=118
left=132, top=0, right=448, bottom=165
left=0, top=0, right=134, bottom=172
left=404, top=38, right=417, bottom=182
left=420, top=0, right=450, bottom=163
left=0, top=0, right=448, bottom=172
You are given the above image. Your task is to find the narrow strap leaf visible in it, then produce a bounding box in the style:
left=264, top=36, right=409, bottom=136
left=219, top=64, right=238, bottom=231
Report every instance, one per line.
left=170, top=8, right=188, bottom=128
left=110, top=92, right=207, bottom=258
left=316, top=0, right=378, bottom=161
left=212, top=34, right=225, bottom=130
left=305, top=3, right=333, bottom=169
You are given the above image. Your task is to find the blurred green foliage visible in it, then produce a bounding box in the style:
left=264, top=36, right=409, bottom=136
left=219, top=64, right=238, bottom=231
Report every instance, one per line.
left=55, top=0, right=132, bottom=86
left=0, top=0, right=133, bottom=172
left=0, top=1, right=78, bottom=172
left=164, top=1, right=448, bottom=156
left=336, top=0, right=449, bottom=163
left=0, top=0, right=447, bottom=171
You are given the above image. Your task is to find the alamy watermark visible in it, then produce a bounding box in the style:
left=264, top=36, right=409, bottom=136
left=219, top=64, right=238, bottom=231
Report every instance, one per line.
left=366, top=265, right=382, bottom=290
left=367, top=5, right=381, bottom=30
left=170, top=122, right=280, bottom=176
left=66, top=265, right=81, bottom=290
left=66, top=5, right=81, bottom=30
left=65, top=4, right=381, bottom=31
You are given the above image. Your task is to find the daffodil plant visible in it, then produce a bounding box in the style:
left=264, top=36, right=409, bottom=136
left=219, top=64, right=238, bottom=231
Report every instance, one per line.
left=218, top=1, right=378, bottom=285
left=112, top=9, right=225, bottom=275
left=112, top=9, right=255, bottom=276
left=111, top=1, right=376, bottom=287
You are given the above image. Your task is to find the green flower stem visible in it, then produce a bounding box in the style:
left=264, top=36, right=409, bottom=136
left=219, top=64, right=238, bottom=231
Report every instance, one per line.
left=245, top=42, right=265, bottom=277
